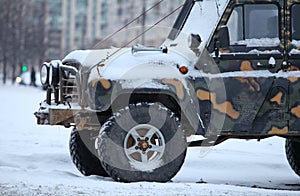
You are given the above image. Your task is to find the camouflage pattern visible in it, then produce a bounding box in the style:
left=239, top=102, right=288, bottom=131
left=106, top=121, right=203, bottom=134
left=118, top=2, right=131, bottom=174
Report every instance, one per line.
left=35, top=0, right=300, bottom=146
left=200, top=0, right=300, bottom=137
left=87, top=77, right=204, bottom=137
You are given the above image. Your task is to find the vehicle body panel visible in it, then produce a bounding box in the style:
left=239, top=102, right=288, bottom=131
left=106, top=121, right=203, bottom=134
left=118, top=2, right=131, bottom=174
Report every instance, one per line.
left=35, top=0, right=300, bottom=143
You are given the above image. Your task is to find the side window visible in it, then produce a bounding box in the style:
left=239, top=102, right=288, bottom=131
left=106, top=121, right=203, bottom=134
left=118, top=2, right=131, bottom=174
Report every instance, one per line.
left=227, top=6, right=243, bottom=44
left=227, top=4, right=279, bottom=47
left=292, top=4, right=300, bottom=40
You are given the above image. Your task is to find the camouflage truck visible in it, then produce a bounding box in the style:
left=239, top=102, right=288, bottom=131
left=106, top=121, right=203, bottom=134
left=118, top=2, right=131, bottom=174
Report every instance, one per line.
left=35, top=0, right=300, bottom=182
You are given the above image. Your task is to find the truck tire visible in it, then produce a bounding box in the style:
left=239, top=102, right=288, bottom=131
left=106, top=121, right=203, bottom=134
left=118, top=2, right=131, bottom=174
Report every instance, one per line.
left=69, top=128, right=108, bottom=176
left=286, top=139, right=300, bottom=176
left=97, top=103, right=187, bottom=182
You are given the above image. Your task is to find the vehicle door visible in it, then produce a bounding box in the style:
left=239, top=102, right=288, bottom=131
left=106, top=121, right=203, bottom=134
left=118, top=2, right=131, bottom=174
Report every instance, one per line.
left=196, top=1, right=288, bottom=135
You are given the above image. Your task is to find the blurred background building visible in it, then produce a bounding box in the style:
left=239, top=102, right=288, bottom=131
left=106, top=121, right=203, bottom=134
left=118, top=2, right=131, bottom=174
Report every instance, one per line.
left=46, top=0, right=103, bottom=59
left=107, top=0, right=181, bottom=47
left=46, top=0, right=181, bottom=58
left=0, top=0, right=182, bottom=84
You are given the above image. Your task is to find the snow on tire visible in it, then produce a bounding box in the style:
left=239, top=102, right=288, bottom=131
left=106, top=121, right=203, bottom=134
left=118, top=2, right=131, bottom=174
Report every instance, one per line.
left=285, top=139, right=300, bottom=177
left=97, top=102, right=187, bottom=182
left=69, top=128, right=108, bottom=176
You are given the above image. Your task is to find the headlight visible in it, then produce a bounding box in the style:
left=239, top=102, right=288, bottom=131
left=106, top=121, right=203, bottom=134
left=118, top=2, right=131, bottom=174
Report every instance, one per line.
left=15, top=76, right=22, bottom=84
left=50, top=60, right=61, bottom=86
left=40, top=63, right=52, bottom=86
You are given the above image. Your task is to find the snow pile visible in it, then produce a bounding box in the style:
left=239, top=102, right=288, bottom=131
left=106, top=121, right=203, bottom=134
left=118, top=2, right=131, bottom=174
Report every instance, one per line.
left=248, top=49, right=281, bottom=54
left=290, top=49, right=300, bottom=54
left=292, top=40, right=300, bottom=47
left=289, top=40, right=300, bottom=54
left=236, top=38, right=280, bottom=47
left=1, top=84, right=300, bottom=195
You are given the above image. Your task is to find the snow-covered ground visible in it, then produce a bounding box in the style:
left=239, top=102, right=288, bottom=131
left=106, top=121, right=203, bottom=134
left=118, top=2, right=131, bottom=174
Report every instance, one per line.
left=0, top=84, right=300, bottom=195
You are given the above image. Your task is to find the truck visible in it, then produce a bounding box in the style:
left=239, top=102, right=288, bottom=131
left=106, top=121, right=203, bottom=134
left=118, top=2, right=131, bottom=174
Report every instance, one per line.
left=35, top=0, right=300, bottom=182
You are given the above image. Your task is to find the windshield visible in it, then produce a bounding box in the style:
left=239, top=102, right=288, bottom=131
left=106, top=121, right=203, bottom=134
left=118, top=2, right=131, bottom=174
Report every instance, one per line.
left=181, top=0, right=228, bottom=46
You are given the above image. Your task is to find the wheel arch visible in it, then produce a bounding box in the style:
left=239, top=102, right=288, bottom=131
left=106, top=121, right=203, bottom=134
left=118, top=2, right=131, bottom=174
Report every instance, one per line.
left=110, top=90, right=203, bottom=136
left=112, top=91, right=181, bottom=118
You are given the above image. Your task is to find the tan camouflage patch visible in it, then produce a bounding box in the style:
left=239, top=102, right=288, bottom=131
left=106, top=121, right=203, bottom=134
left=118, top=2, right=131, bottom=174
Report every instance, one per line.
left=197, top=89, right=240, bottom=119
left=288, top=66, right=299, bottom=71
left=219, top=49, right=230, bottom=53
left=236, top=77, right=260, bottom=92
left=100, top=79, right=111, bottom=90
left=240, top=61, right=253, bottom=71
left=268, top=126, right=288, bottom=135
left=162, top=79, right=185, bottom=100
left=288, top=77, right=299, bottom=83
left=270, top=92, right=283, bottom=105
left=279, top=43, right=285, bottom=49
left=91, top=79, right=111, bottom=89
left=291, top=105, right=300, bottom=118
left=287, top=66, right=300, bottom=83
left=91, top=79, right=98, bottom=87
left=49, top=108, right=77, bottom=125
left=221, top=17, right=227, bottom=23
left=76, top=117, right=88, bottom=131
left=197, top=89, right=210, bottom=100
left=237, top=62, right=262, bottom=91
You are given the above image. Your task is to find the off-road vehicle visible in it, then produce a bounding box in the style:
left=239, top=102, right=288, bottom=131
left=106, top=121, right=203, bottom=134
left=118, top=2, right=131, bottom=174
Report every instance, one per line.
left=35, top=0, right=300, bottom=182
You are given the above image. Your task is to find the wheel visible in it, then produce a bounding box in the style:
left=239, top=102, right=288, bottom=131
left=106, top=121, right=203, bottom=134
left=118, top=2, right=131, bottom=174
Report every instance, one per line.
left=69, top=128, right=108, bottom=176
left=97, top=103, right=187, bottom=182
left=285, top=138, right=300, bottom=176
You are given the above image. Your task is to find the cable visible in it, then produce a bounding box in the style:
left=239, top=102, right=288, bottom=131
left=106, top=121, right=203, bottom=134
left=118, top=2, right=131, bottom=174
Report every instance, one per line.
left=86, top=1, right=186, bottom=73
left=93, top=0, right=165, bottom=49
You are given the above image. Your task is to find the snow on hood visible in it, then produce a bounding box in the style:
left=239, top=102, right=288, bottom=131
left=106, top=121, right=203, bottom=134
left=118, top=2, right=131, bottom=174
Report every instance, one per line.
left=62, top=50, right=91, bottom=65
left=88, top=48, right=195, bottom=82
left=62, top=48, right=125, bottom=67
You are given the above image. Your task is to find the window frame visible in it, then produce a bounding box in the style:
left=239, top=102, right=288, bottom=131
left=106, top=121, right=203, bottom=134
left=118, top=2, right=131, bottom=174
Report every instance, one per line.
left=226, top=3, right=281, bottom=47
left=290, top=3, right=300, bottom=41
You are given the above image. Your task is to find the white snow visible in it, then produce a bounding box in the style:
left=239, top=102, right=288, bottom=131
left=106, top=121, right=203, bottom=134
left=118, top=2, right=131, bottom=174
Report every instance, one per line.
left=2, top=0, right=300, bottom=194
left=290, top=49, right=300, bottom=55
left=63, top=50, right=91, bottom=65
left=248, top=49, right=281, bottom=54
left=292, top=40, right=300, bottom=47
left=182, top=0, right=228, bottom=47
left=120, top=80, right=170, bottom=90
left=96, top=50, right=191, bottom=80
left=236, top=38, right=280, bottom=47
left=189, top=69, right=300, bottom=80
left=1, top=84, right=300, bottom=195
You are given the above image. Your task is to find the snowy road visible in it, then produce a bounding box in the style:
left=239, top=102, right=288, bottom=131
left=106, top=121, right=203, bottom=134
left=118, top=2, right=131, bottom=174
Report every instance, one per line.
left=0, top=84, right=300, bottom=195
